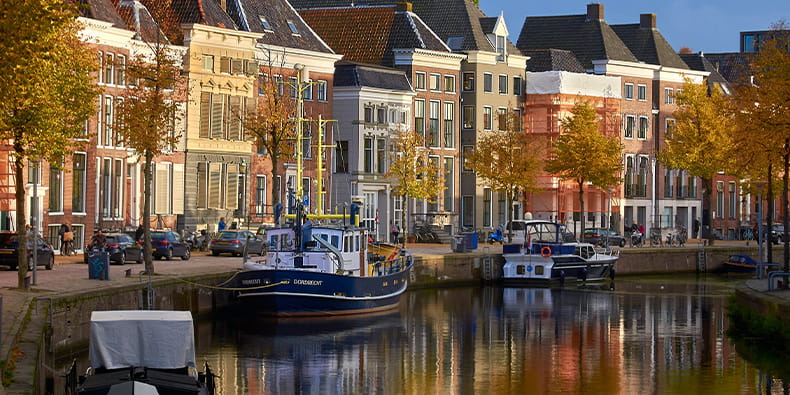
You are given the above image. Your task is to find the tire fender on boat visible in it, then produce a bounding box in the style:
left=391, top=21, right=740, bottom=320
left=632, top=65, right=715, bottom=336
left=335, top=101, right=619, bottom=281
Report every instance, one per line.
left=540, top=246, right=552, bottom=258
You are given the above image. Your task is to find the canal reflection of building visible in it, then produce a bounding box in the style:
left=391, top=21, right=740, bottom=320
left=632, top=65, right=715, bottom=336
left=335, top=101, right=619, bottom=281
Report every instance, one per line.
left=193, top=281, right=761, bottom=393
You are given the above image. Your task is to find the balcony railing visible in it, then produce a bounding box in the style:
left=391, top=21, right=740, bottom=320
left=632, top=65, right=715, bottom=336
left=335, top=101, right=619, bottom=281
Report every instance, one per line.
left=625, top=184, right=646, bottom=198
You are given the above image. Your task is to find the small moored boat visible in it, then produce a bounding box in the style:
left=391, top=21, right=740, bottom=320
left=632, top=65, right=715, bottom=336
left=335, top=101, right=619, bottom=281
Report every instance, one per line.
left=721, top=254, right=759, bottom=274
left=502, top=220, right=618, bottom=285
left=67, top=310, right=216, bottom=394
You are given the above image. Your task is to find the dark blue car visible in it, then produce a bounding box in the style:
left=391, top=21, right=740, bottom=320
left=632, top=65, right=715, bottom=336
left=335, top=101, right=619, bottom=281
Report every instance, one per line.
left=151, top=231, right=191, bottom=260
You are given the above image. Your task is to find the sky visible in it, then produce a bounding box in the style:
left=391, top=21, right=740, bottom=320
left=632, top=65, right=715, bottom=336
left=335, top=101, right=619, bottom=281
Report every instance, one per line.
left=479, top=0, right=788, bottom=54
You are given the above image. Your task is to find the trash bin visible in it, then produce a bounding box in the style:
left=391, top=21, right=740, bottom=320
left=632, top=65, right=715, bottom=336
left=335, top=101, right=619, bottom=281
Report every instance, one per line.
left=88, top=250, right=110, bottom=280
left=452, top=235, right=466, bottom=253
left=463, top=232, right=478, bottom=250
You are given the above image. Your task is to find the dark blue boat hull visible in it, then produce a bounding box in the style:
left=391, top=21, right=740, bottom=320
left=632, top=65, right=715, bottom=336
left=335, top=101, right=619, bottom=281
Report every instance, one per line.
left=234, top=265, right=412, bottom=316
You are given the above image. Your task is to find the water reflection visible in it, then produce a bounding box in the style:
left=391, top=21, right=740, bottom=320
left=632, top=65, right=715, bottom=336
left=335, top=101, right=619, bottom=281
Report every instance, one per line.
left=195, top=276, right=785, bottom=394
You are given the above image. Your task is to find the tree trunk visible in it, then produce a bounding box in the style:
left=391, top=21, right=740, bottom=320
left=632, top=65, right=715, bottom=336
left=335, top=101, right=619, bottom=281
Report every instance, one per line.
left=400, top=195, right=407, bottom=247
left=578, top=181, right=585, bottom=242
left=143, top=152, right=154, bottom=274
left=784, top=139, right=789, bottom=284
left=14, top=148, right=28, bottom=289
left=767, top=164, right=773, bottom=264
left=701, top=177, right=715, bottom=246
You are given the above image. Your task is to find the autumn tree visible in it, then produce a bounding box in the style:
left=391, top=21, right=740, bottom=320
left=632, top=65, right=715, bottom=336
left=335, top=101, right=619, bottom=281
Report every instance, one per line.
left=545, top=102, right=623, bottom=238
left=731, top=24, right=790, bottom=271
left=657, top=79, right=735, bottom=246
left=0, top=0, right=98, bottom=288
left=244, top=48, right=297, bottom=220
left=466, top=114, right=544, bottom=241
left=385, top=129, right=444, bottom=245
left=115, top=39, right=184, bottom=274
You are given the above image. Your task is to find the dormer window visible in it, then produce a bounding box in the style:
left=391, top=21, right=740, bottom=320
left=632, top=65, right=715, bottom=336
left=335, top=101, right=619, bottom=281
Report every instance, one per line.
left=287, top=20, right=299, bottom=35
left=259, top=16, right=272, bottom=31
left=496, top=35, right=506, bottom=62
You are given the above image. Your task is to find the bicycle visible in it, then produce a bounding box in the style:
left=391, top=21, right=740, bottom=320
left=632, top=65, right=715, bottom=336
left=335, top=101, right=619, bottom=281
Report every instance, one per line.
left=61, top=239, right=74, bottom=256
left=649, top=231, right=662, bottom=247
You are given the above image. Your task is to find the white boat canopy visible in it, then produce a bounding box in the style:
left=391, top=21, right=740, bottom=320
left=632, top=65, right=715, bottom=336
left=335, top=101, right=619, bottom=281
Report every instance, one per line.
left=89, top=310, right=197, bottom=370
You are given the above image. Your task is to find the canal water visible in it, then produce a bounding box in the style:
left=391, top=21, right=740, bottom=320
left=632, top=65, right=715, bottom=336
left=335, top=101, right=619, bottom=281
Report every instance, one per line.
left=194, top=275, right=788, bottom=394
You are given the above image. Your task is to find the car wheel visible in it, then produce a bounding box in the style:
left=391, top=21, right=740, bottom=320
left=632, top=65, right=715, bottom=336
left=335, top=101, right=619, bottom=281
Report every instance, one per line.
left=211, top=250, right=219, bottom=256
left=181, top=248, right=190, bottom=261
left=165, top=248, right=173, bottom=260
left=45, top=255, right=54, bottom=270
left=619, top=239, right=626, bottom=247
left=116, top=252, right=126, bottom=266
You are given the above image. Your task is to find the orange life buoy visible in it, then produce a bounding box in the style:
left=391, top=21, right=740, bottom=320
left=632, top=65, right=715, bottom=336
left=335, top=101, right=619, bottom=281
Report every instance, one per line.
left=540, top=246, right=552, bottom=258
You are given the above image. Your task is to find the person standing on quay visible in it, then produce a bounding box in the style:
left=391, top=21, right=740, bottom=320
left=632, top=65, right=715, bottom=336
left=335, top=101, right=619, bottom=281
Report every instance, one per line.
left=218, top=217, right=226, bottom=232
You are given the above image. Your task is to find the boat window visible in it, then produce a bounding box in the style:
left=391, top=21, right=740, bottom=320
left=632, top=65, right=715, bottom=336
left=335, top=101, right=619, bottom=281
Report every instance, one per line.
left=343, top=235, right=349, bottom=252
left=354, top=235, right=360, bottom=251
left=270, top=235, right=279, bottom=249
left=331, top=235, right=340, bottom=248
left=319, top=234, right=328, bottom=241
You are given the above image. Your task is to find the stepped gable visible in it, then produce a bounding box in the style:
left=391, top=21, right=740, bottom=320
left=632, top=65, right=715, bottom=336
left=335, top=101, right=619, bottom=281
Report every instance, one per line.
left=299, top=5, right=450, bottom=67
left=610, top=15, right=689, bottom=69
left=516, top=5, right=638, bottom=69
left=334, top=60, right=412, bottom=91
left=679, top=52, right=730, bottom=85
left=80, top=0, right=128, bottom=28
left=224, top=0, right=334, bottom=53
left=524, top=49, right=585, bottom=72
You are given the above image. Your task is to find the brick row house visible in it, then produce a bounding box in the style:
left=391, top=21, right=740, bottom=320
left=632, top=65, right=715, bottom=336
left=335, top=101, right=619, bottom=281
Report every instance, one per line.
left=298, top=3, right=465, bottom=238
left=517, top=4, right=709, bottom=238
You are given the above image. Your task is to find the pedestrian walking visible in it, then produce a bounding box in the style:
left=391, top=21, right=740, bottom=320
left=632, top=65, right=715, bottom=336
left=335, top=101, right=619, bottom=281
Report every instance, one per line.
left=391, top=224, right=399, bottom=243
left=135, top=224, right=144, bottom=241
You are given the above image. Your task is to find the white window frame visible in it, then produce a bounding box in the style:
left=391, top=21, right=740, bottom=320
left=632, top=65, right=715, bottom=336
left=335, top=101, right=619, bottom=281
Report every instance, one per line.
left=638, top=116, right=649, bottom=140
left=444, top=75, right=455, bottom=93
left=415, top=72, right=426, bottom=90
left=498, top=74, right=508, bottom=94
left=664, top=87, right=674, bottom=104
left=483, top=73, right=493, bottom=93
left=429, top=73, right=441, bottom=92
left=624, top=114, right=635, bottom=139
left=624, top=83, right=634, bottom=100
left=637, top=84, right=647, bottom=101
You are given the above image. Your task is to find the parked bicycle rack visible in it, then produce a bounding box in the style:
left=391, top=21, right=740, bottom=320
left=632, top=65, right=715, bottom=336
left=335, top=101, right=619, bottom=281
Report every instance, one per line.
left=768, top=272, right=790, bottom=291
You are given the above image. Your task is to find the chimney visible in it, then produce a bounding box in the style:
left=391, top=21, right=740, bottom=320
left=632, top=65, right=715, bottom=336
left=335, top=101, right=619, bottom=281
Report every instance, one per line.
left=640, top=13, right=656, bottom=29
left=396, top=2, right=412, bottom=12
left=586, top=3, right=604, bottom=21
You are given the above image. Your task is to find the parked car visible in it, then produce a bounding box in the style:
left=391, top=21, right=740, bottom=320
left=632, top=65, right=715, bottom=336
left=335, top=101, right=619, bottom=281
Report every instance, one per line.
left=83, top=233, right=143, bottom=265
left=150, top=231, right=191, bottom=260
left=771, top=224, right=785, bottom=244
left=209, top=230, right=265, bottom=257
left=0, top=232, right=54, bottom=270
left=583, top=228, right=626, bottom=247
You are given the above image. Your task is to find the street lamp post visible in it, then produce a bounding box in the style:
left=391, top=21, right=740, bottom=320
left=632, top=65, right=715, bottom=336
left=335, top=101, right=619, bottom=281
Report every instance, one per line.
left=754, top=181, right=768, bottom=265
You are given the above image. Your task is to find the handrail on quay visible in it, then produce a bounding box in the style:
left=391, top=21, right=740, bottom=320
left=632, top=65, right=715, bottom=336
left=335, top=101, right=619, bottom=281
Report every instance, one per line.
left=755, top=262, right=782, bottom=279
left=767, top=271, right=790, bottom=292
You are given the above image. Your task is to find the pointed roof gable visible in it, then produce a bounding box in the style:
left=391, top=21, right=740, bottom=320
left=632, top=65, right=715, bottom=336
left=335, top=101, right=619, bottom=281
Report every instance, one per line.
left=298, top=5, right=450, bottom=67
left=524, top=49, right=585, bottom=73
left=516, top=4, right=638, bottom=69
left=80, top=0, right=128, bottom=28
left=289, top=0, right=519, bottom=55
left=117, top=1, right=171, bottom=43
left=168, top=0, right=238, bottom=30
left=610, top=15, right=688, bottom=69
left=679, top=53, right=729, bottom=84
left=224, top=0, right=334, bottom=53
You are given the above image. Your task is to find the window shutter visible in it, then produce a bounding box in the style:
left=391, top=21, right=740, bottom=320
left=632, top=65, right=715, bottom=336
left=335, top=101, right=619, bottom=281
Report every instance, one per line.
left=210, top=94, right=224, bottom=139
left=226, top=164, right=238, bottom=210
left=172, top=163, right=184, bottom=214
left=208, top=163, right=222, bottom=208
left=220, top=56, right=230, bottom=74
left=200, top=92, right=211, bottom=138
left=232, top=59, right=243, bottom=75
left=196, top=162, right=207, bottom=208
left=245, top=60, right=258, bottom=76
left=229, top=96, right=241, bottom=140
left=155, top=164, right=169, bottom=214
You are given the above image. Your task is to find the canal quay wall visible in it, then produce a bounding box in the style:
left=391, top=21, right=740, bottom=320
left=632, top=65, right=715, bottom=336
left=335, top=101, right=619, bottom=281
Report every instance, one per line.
left=0, top=242, right=779, bottom=394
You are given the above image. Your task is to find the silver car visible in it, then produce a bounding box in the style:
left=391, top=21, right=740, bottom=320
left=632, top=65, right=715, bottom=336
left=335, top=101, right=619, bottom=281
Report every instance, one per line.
left=209, top=230, right=265, bottom=257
